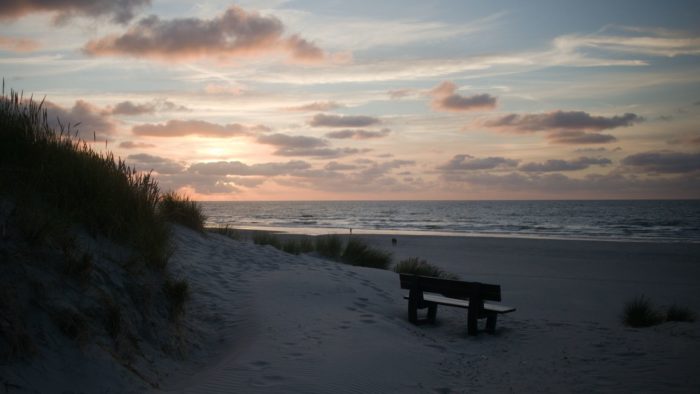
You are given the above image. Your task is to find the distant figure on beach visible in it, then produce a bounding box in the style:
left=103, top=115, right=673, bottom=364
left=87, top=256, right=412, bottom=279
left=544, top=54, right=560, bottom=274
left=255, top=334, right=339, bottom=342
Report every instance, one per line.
left=392, top=238, right=397, bottom=247
left=349, top=228, right=352, bottom=235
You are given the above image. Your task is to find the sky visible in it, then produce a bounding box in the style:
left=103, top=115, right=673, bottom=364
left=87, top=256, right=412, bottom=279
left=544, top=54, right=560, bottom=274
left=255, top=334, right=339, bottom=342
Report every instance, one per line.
left=1, top=0, right=699, bottom=200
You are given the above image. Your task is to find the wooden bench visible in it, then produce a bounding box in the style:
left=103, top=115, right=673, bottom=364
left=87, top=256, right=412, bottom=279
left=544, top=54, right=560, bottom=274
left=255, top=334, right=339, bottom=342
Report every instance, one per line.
left=399, top=274, right=515, bottom=336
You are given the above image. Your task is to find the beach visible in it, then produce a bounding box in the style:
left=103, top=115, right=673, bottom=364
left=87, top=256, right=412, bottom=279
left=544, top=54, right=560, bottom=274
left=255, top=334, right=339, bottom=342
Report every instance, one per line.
left=158, top=227, right=700, bottom=393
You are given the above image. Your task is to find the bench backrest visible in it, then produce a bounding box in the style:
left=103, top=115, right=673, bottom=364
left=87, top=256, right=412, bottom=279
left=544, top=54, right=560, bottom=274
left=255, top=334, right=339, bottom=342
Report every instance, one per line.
left=399, top=274, right=501, bottom=302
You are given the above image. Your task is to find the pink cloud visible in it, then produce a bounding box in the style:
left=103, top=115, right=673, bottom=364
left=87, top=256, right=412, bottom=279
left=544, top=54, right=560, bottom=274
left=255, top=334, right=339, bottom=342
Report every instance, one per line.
left=430, top=81, right=497, bottom=112
left=132, top=119, right=268, bottom=138
left=0, top=0, right=150, bottom=24
left=83, top=6, right=329, bottom=63
left=0, top=36, right=40, bottom=52
left=483, top=111, right=642, bottom=133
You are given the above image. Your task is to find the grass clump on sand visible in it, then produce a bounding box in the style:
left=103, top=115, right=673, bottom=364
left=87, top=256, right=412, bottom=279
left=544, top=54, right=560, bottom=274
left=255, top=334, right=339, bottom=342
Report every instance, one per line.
left=316, top=234, right=343, bottom=259
left=208, top=225, right=243, bottom=240
left=51, top=308, right=89, bottom=344
left=282, top=237, right=316, bottom=255
left=341, top=238, right=392, bottom=270
left=666, top=305, right=696, bottom=323
left=163, top=278, right=190, bottom=321
left=159, top=192, right=206, bottom=233
left=622, top=296, right=696, bottom=327
left=622, top=295, right=664, bottom=327
left=393, top=257, right=459, bottom=280
left=252, top=232, right=282, bottom=249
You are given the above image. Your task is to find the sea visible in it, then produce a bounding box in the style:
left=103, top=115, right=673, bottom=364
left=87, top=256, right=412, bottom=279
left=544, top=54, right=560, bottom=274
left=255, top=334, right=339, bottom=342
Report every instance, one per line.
left=200, top=200, right=700, bottom=243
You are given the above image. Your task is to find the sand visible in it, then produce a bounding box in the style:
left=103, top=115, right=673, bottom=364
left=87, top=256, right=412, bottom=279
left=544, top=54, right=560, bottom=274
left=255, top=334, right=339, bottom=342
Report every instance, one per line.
left=156, top=228, right=700, bottom=393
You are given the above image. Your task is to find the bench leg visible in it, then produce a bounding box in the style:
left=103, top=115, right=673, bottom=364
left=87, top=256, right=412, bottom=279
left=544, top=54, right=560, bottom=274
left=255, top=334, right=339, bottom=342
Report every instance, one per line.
left=408, top=303, right=418, bottom=324
left=486, top=312, right=497, bottom=334
left=427, top=303, right=437, bottom=323
left=467, top=307, right=478, bottom=336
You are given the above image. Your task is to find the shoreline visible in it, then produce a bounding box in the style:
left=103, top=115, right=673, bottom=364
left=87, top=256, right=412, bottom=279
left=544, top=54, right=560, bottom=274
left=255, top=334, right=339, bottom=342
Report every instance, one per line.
left=206, top=224, right=700, bottom=244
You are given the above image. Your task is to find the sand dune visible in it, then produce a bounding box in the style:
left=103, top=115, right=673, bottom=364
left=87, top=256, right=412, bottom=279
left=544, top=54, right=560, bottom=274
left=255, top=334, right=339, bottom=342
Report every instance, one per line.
left=159, top=227, right=700, bottom=393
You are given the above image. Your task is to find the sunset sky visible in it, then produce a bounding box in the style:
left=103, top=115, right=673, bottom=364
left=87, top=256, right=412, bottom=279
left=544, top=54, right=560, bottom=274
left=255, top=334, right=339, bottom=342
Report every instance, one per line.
left=1, top=0, right=699, bottom=200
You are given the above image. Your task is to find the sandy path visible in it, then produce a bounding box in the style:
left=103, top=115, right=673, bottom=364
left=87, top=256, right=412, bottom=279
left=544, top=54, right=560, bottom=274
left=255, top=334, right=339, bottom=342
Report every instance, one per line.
left=158, top=228, right=700, bottom=393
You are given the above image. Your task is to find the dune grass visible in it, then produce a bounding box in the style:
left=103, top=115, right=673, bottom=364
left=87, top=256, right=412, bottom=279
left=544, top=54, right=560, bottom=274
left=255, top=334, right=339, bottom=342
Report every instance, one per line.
left=52, top=308, right=89, bottom=344
left=622, top=296, right=696, bottom=327
left=163, top=278, right=190, bottom=321
left=622, top=295, right=664, bottom=327
left=341, top=238, right=392, bottom=269
left=208, top=225, right=243, bottom=240
left=393, top=257, right=459, bottom=280
left=101, top=296, right=122, bottom=339
left=244, top=231, right=391, bottom=270
left=316, top=234, right=343, bottom=259
left=0, top=87, right=204, bottom=270
left=252, top=232, right=283, bottom=249
left=159, top=192, right=206, bottom=233
left=666, top=304, right=696, bottom=322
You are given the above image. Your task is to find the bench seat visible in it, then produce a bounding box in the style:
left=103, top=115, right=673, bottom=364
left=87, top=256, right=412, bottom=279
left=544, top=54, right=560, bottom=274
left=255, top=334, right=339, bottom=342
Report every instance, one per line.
left=403, top=293, right=516, bottom=314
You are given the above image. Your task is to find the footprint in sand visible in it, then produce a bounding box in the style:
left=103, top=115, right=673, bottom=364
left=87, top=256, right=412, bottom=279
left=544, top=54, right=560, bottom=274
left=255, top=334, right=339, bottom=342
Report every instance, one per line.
left=426, top=343, right=447, bottom=351
left=250, top=360, right=270, bottom=370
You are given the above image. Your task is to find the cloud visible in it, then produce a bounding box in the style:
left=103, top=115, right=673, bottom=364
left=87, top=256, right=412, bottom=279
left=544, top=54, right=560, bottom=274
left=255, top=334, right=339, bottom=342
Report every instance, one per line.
left=132, top=120, right=268, bottom=138
left=203, top=83, right=246, bottom=95
left=553, top=26, right=700, bottom=58
left=430, top=81, right=497, bottom=112
left=443, top=170, right=700, bottom=198
left=546, top=131, right=618, bottom=145
left=271, top=159, right=421, bottom=194
left=127, top=153, right=185, bottom=174
left=438, top=154, right=519, bottom=171
left=0, top=0, right=150, bottom=24
left=519, top=157, right=612, bottom=172
left=44, top=100, right=116, bottom=139
left=227, top=176, right=266, bottom=188
left=0, top=36, right=40, bottom=52
left=188, top=160, right=311, bottom=176
left=324, top=161, right=357, bottom=171
left=325, top=128, right=391, bottom=140
left=388, top=89, right=418, bottom=99
left=622, top=151, right=700, bottom=174
left=156, top=157, right=420, bottom=196
left=483, top=111, right=642, bottom=132
left=255, top=132, right=368, bottom=157
left=107, top=99, right=189, bottom=116
left=83, top=6, right=328, bottom=63
left=284, top=101, right=343, bottom=112
left=284, top=34, right=325, bottom=63
left=119, top=140, right=155, bottom=149
left=574, top=147, right=609, bottom=153
left=257, top=133, right=327, bottom=149
left=274, top=147, right=368, bottom=158
left=309, top=113, right=380, bottom=128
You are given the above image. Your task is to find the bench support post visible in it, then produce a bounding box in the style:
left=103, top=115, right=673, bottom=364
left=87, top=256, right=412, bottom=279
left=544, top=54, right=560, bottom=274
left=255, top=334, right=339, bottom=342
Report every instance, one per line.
left=427, top=303, right=437, bottom=323
left=408, top=288, right=420, bottom=324
left=467, top=296, right=483, bottom=336
left=485, top=312, right=497, bottom=334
